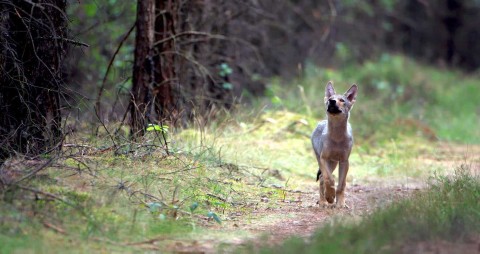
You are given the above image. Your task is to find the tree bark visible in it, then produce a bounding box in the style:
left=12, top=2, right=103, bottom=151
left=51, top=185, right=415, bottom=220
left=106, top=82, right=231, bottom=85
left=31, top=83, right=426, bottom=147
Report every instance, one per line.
left=153, top=0, right=177, bottom=123
left=130, top=0, right=155, bottom=138
left=444, top=0, right=462, bottom=64
left=0, top=0, right=67, bottom=163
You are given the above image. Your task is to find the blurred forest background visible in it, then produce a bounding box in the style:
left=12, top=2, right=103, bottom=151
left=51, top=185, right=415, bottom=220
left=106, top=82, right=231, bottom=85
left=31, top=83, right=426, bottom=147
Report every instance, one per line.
left=2, top=0, right=480, bottom=160
left=1, top=0, right=480, bottom=252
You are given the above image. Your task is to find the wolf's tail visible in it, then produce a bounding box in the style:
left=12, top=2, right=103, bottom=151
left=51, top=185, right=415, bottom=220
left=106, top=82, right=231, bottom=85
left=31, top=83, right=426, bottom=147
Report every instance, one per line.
left=316, top=168, right=322, bottom=181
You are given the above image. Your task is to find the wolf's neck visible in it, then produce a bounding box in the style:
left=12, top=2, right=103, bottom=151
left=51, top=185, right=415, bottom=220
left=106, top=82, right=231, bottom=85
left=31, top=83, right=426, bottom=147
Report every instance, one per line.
left=327, top=114, right=349, bottom=140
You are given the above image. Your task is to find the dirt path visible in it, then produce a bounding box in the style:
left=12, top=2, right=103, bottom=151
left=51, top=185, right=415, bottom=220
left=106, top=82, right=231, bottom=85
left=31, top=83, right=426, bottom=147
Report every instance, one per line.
left=247, top=184, right=420, bottom=240
left=162, top=182, right=422, bottom=253
left=163, top=143, right=480, bottom=253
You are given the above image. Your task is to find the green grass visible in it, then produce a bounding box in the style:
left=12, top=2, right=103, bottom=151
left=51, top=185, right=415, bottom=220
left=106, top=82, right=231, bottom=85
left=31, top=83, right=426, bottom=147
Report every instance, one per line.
left=243, top=167, right=480, bottom=254
left=1, top=55, right=479, bottom=252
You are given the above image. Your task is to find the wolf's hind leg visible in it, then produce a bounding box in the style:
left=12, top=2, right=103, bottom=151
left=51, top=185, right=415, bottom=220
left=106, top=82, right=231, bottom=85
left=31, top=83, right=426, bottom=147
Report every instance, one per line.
left=318, top=170, right=328, bottom=206
left=336, top=161, right=349, bottom=208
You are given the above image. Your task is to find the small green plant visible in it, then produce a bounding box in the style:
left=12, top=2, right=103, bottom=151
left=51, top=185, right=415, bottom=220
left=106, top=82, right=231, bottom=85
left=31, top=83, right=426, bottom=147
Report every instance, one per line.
left=207, top=211, right=222, bottom=224
left=218, top=63, right=234, bottom=90
left=189, top=202, right=199, bottom=213
left=218, top=63, right=233, bottom=77
left=146, top=124, right=169, bottom=133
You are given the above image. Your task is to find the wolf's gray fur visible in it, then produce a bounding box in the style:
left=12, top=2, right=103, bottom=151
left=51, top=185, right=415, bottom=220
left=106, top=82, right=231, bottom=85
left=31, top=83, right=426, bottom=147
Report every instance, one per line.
left=311, top=81, right=358, bottom=208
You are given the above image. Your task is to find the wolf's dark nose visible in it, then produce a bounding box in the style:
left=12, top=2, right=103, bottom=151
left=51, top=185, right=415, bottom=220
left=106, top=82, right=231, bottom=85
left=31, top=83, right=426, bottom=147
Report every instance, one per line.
left=329, top=99, right=336, bottom=105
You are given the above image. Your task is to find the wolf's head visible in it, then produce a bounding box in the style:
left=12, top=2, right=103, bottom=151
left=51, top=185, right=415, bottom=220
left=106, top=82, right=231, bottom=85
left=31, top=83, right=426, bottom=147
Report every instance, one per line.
left=324, top=81, right=358, bottom=118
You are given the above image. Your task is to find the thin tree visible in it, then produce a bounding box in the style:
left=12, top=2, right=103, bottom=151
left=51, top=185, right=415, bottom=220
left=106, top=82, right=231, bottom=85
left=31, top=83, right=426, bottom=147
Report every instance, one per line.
left=130, top=0, right=156, bottom=138
left=152, top=0, right=177, bottom=123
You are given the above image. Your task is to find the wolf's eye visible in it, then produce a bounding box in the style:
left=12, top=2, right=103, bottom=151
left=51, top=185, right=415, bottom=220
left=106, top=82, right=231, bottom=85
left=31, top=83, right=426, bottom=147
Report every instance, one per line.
left=339, top=98, right=345, bottom=102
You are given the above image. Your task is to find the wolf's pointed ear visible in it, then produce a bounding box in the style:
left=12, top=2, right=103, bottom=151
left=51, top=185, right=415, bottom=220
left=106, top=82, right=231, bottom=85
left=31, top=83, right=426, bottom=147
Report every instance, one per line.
left=324, top=81, right=336, bottom=102
left=345, top=84, right=358, bottom=104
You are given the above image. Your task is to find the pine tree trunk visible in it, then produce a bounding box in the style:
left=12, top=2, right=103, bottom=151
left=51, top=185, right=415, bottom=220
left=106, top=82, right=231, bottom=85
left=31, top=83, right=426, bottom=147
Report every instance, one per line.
left=153, top=0, right=177, bottom=123
left=130, top=0, right=156, bottom=138
left=0, top=0, right=67, bottom=164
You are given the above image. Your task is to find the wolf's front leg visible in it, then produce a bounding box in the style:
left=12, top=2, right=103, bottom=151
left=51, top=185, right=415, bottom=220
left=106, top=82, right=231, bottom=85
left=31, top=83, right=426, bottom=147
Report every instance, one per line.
left=336, top=161, right=349, bottom=208
left=318, top=175, right=328, bottom=206
left=320, top=158, right=336, bottom=204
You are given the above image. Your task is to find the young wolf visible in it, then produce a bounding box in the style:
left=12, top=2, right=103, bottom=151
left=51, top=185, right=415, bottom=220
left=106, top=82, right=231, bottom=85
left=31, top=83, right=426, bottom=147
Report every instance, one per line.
left=311, top=81, right=358, bottom=208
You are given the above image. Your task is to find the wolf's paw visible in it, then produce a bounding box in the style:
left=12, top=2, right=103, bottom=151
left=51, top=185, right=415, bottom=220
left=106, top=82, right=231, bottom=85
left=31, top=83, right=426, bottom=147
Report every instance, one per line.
left=320, top=202, right=336, bottom=209
left=334, top=203, right=350, bottom=210
left=325, top=186, right=336, bottom=204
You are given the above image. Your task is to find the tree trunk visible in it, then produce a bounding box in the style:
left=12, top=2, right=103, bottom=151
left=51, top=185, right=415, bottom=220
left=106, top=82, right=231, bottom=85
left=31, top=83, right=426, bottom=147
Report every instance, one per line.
left=444, top=0, right=462, bottom=64
left=153, top=0, right=177, bottom=123
left=0, top=0, right=67, bottom=163
left=130, top=0, right=155, bottom=138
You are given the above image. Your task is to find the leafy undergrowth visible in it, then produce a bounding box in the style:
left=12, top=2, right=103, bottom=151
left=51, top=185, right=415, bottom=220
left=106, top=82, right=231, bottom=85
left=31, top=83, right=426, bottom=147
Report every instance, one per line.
left=1, top=55, right=479, bottom=252
left=247, top=168, right=480, bottom=254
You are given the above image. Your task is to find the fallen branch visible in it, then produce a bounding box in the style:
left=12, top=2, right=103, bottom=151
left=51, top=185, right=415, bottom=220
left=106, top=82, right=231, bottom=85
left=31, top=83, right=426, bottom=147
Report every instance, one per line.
left=43, top=221, right=67, bottom=235
left=125, top=237, right=165, bottom=246
left=12, top=158, right=54, bottom=185
left=18, top=185, right=75, bottom=207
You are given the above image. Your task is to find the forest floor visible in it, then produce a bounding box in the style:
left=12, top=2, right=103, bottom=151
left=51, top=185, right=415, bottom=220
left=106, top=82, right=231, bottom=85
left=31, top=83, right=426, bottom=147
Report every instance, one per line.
left=2, top=56, right=480, bottom=253
left=166, top=183, right=420, bottom=253
left=157, top=143, right=480, bottom=253
left=1, top=121, right=479, bottom=253
left=1, top=121, right=479, bottom=254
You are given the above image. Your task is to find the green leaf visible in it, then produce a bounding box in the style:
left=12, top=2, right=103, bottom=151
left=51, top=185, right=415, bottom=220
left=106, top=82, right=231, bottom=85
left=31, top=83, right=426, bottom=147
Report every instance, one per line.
left=271, top=96, right=282, bottom=106
left=251, top=73, right=261, bottom=81
left=207, top=211, right=222, bottom=224
left=222, top=82, right=233, bottom=90
left=189, top=202, right=199, bottom=212
left=147, top=202, right=163, bottom=213
left=218, top=63, right=232, bottom=77
left=146, top=124, right=169, bottom=133
left=84, top=3, right=98, bottom=17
